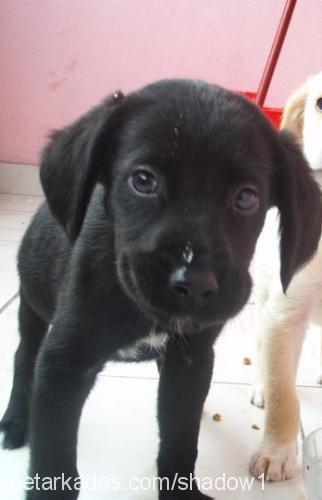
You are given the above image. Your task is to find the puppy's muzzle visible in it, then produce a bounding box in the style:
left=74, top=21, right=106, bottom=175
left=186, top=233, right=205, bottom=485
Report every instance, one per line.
left=169, top=266, right=219, bottom=302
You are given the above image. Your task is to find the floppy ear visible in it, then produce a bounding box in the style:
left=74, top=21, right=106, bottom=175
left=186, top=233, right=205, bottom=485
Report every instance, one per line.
left=274, top=130, right=322, bottom=292
left=40, top=91, right=125, bottom=241
left=280, top=83, right=308, bottom=145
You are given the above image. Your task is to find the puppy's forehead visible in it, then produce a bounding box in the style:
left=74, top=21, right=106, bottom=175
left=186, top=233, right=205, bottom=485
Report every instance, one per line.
left=134, top=82, right=252, bottom=136
left=121, top=81, right=264, bottom=166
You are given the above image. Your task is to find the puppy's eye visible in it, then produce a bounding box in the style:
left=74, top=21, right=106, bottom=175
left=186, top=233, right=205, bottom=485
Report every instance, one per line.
left=129, top=169, right=158, bottom=196
left=233, top=186, right=259, bottom=214
left=316, top=97, right=322, bottom=112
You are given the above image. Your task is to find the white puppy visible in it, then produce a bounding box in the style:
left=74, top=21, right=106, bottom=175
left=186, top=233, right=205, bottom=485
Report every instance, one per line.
left=249, top=72, right=322, bottom=482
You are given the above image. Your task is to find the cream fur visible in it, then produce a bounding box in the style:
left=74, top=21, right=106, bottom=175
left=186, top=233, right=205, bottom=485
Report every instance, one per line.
left=249, top=72, right=322, bottom=482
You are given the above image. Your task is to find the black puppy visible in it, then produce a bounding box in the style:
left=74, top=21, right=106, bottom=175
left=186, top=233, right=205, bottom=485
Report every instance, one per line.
left=1, top=79, right=321, bottom=500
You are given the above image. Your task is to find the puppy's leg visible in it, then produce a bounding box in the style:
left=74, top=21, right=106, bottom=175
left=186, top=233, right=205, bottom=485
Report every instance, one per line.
left=250, top=299, right=266, bottom=408
left=25, top=317, right=107, bottom=500
left=249, top=299, right=309, bottom=481
left=157, top=334, right=215, bottom=500
left=0, top=290, right=48, bottom=449
left=250, top=208, right=276, bottom=409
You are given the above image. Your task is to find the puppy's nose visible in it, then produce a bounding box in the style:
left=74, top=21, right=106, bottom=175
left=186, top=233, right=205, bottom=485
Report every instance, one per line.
left=169, top=267, right=219, bottom=300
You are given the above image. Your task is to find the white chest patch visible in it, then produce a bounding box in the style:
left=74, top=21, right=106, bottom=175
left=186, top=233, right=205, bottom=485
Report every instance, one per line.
left=115, top=331, right=169, bottom=361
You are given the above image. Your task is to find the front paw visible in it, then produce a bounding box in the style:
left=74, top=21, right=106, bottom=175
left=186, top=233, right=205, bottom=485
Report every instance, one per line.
left=26, top=493, right=78, bottom=500
left=188, top=493, right=212, bottom=500
left=249, top=439, right=299, bottom=481
left=160, top=492, right=213, bottom=500
left=249, top=383, right=265, bottom=409
left=0, top=417, right=27, bottom=449
left=25, top=485, right=79, bottom=500
left=158, top=477, right=213, bottom=500
left=25, top=469, right=80, bottom=500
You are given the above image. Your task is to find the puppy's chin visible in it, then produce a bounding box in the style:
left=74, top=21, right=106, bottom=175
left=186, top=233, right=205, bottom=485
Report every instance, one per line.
left=117, top=253, right=252, bottom=331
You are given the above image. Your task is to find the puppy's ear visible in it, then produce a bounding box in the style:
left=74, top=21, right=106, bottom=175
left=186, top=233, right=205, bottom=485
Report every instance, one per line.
left=274, top=130, right=322, bottom=292
left=40, top=92, right=125, bottom=240
left=280, top=83, right=308, bottom=145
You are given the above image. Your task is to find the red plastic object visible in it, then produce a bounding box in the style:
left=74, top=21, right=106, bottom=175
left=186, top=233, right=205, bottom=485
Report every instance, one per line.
left=238, top=0, right=297, bottom=129
left=243, top=91, right=282, bottom=128
left=255, top=0, right=298, bottom=107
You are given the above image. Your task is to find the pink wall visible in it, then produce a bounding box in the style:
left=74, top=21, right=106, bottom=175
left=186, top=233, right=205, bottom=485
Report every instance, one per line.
left=1, top=0, right=322, bottom=165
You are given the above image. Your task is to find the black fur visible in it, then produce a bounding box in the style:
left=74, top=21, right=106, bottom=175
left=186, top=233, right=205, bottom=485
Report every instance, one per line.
left=1, top=79, right=321, bottom=500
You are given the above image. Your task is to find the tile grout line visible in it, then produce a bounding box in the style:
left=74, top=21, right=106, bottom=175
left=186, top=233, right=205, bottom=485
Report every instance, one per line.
left=0, top=193, right=43, bottom=197
left=0, top=209, right=40, bottom=214
left=1, top=367, right=322, bottom=391
left=1, top=364, right=320, bottom=391
left=0, top=292, right=19, bottom=315
left=0, top=240, right=21, bottom=243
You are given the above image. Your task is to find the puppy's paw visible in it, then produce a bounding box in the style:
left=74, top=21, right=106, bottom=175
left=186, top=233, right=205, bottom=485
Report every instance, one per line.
left=190, top=493, right=213, bottom=500
left=159, top=492, right=213, bottom=500
left=249, top=440, right=299, bottom=481
left=250, top=383, right=265, bottom=409
left=316, top=372, right=322, bottom=385
left=159, top=481, right=213, bottom=500
left=188, top=493, right=212, bottom=500
left=0, top=418, right=27, bottom=449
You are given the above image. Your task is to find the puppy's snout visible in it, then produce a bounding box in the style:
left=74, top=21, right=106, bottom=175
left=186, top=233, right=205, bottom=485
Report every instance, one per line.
left=169, top=266, right=219, bottom=301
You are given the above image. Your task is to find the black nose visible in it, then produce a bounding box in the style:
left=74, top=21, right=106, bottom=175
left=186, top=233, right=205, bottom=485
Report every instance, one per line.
left=169, top=267, right=219, bottom=300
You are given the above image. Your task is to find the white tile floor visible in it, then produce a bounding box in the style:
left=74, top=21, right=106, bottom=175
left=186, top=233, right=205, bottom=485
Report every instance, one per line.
left=0, top=193, right=321, bottom=499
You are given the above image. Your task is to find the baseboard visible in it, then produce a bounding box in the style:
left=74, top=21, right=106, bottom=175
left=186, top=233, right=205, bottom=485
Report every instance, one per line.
left=0, top=162, right=43, bottom=196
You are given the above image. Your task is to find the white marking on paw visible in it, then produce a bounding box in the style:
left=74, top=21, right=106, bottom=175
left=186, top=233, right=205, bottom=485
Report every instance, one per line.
left=250, top=383, right=265, bottom=409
